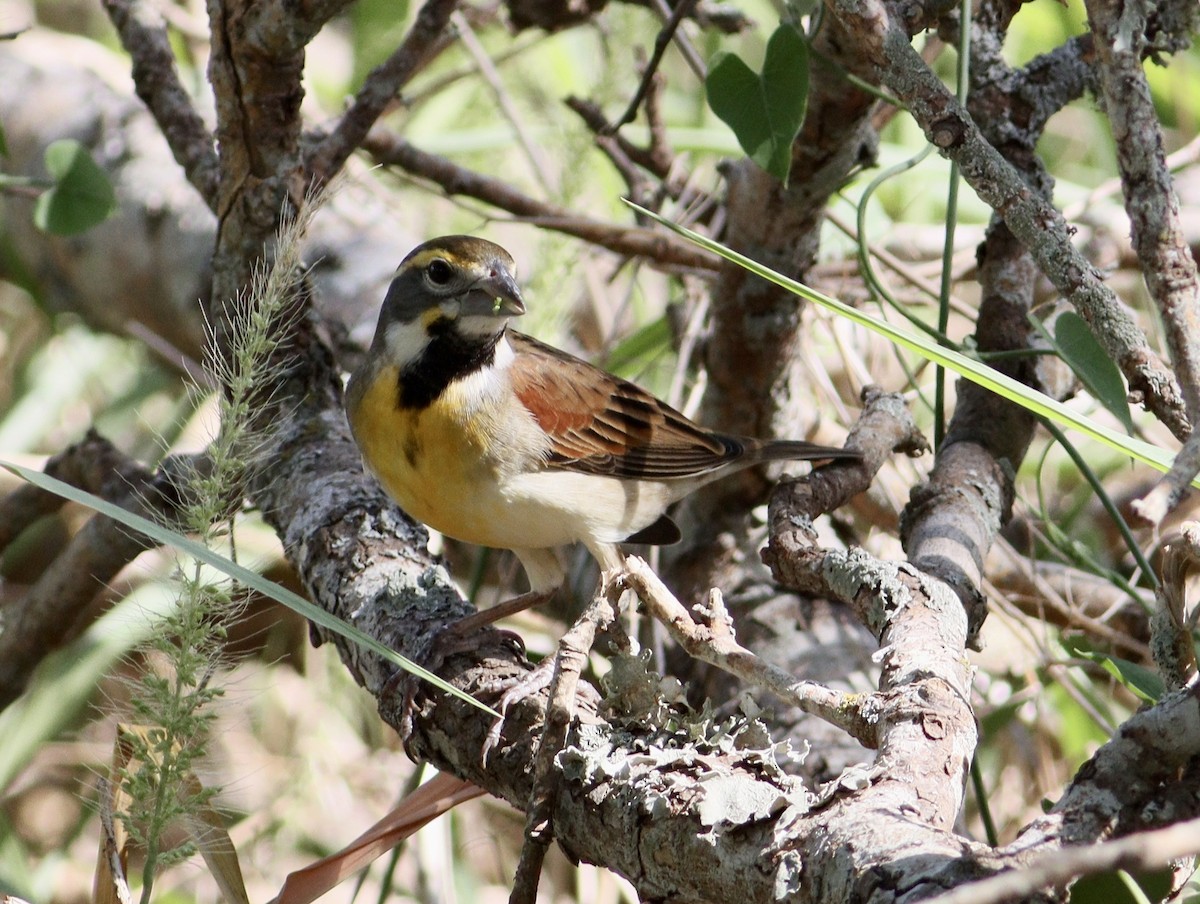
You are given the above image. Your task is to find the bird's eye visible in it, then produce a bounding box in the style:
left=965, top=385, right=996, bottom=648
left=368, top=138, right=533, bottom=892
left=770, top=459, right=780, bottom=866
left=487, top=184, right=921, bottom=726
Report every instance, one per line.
left=426, top=259, right=453, bottom=285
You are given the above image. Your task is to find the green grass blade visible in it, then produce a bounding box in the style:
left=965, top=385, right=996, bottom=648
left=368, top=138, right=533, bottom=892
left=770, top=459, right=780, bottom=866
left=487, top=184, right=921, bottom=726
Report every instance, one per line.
left=626, top=203, right=1182, bottom=482
left=0, top=459, right=498, bottom=717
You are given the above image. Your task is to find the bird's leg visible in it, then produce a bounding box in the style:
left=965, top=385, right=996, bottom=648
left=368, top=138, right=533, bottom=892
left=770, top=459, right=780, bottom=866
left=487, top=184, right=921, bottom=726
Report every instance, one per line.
left=442, top=587, right=556, bottom=638
left=482, top=577, right=616, bottom=761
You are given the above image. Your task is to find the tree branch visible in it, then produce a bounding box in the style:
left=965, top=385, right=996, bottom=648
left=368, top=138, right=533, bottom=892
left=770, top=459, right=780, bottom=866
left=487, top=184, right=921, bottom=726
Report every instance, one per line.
left=306, top=0, right=459, bottom=185
left=1086, top=0, right=1200, bottom=522
left=825, top=0, right=1190, bottom=441
left=100, top=0, right=220, bottom=208
left=928, top=814, right=1200, bottom=904
left=0, top=433, right=194, bottom=710
left=362, top=130, right=722, bottom=271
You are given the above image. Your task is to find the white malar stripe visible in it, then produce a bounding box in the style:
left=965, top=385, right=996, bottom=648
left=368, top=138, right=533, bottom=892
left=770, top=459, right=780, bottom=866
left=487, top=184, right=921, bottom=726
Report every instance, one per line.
left=383, top=320, right=431, bottom=370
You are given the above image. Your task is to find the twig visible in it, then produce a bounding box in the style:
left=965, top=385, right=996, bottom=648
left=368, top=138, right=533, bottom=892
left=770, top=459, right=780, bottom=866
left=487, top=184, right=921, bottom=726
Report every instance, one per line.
left=306, top=0, right=459, bottom=184
left=510, top=585, right=616, bottom=904
left=928, top=815, right=1200, bottom=904
left=364, top=130, right=722, bottom=272
left=1062, top=133, right=1200, bottom=223
left=95, top=776, right=136, bottom=904
left=621, top=556, right=878, bottom=745
left=1133, top=437, right=1200, bottom=526
left=645, top=0, right=705, bottom=79
left=608, top=0, right=698, bottom=131
left=99, top=0, right=219, bottom=207
left=985, top=539, right=1151, bottom=663
left=566, top=91, right=690, bottom=210
left=403, top=33, right=547, bottom=106
left=452, top=10, right=555, bottom=195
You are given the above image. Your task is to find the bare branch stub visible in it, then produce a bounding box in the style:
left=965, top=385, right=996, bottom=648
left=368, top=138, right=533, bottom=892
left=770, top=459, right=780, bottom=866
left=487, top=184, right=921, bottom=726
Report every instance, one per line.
left=763, top=387, right=928, bottom=597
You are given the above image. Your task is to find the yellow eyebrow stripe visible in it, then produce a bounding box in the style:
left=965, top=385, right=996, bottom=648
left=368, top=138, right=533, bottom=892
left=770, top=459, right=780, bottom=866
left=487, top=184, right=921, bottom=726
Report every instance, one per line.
left=403, top=248, right=471, bottom=272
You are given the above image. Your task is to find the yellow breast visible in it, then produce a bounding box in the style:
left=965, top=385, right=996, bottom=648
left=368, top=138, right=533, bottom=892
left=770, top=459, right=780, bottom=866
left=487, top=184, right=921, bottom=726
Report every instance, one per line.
left=347, top=363, right=520, bottom=547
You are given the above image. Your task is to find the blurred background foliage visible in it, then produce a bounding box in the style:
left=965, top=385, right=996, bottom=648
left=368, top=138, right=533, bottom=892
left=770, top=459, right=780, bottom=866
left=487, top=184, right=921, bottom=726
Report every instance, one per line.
left=0, top=0, right=1197, bottom=899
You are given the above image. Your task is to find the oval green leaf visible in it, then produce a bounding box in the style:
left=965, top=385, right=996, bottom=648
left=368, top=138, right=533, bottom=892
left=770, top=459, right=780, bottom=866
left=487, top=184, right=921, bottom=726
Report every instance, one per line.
left=33, top=139, right=118, bottom=236
left=1054, top=311, right=1134, bottom=434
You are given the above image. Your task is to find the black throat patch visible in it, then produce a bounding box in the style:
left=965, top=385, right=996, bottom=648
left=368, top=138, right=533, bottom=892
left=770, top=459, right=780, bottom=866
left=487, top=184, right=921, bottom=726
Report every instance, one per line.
left=397, top=321, right=501, bottom=410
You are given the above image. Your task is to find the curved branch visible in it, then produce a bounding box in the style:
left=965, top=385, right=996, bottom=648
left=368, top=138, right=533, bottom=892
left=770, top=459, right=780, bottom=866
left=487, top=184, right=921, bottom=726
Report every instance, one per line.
left=101, top=0, right=220, bottom=208
left=306, top=0, right=459, bottom=184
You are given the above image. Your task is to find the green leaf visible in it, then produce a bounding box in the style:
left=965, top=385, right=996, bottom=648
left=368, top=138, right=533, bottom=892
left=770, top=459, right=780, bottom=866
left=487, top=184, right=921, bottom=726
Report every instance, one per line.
left=626, top=201, right=1191, bottom=485
left=0, top=458, right=498, bottom=718
left=706, top=23, right=809, bottom=184
left=1052, top=312, right=1134, bottom=433
left=1062, top=637, right=1165, bottom=703
left=33, top=139, right=118, bottom=235
left=0, top=119, right=8, bottom=158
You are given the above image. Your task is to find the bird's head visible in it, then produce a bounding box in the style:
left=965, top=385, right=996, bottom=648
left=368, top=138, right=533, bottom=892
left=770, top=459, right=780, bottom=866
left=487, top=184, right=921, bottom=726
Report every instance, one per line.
left=375, top=236, right=525, bottom=365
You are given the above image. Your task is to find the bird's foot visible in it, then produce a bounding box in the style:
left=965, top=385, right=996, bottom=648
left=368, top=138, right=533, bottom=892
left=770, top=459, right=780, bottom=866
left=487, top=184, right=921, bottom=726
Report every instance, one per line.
left=481, top=655, right=559, bottom=761
left=481, top=583, right=616, bottom=762
left=385, top=589, right=556, bottom=741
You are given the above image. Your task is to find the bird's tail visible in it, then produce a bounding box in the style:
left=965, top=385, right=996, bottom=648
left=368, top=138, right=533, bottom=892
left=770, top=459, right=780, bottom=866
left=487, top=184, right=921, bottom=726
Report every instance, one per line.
left=737, top=436, right=860, bottom=465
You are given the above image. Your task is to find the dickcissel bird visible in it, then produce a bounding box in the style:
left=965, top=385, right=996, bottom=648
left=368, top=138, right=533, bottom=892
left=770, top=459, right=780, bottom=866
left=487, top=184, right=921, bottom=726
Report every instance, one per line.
left=346, top=235, right=859, bottom=616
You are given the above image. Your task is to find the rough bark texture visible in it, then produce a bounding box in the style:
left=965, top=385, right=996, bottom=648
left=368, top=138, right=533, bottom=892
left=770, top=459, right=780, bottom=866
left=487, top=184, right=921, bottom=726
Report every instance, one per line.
left=1, top=0, right=1199, bottom=899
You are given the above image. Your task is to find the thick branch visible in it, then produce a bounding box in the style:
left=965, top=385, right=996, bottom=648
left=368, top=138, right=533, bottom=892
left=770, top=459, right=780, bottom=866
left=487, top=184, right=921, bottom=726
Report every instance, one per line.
left=1087, top=0, right=1200, bottom=521
left=991, top=681, right=1200, bottom=857
left=0, top=433, right=192, bottom=710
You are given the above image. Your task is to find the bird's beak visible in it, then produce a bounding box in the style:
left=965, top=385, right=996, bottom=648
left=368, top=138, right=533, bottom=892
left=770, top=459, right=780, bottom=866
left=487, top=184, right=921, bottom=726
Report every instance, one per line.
left=463, top=267, right=525, bottom=318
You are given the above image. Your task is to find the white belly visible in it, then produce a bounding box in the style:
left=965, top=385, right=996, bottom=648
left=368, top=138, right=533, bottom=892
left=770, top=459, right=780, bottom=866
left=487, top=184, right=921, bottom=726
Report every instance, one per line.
left=495, top=469, right=673, bottom=550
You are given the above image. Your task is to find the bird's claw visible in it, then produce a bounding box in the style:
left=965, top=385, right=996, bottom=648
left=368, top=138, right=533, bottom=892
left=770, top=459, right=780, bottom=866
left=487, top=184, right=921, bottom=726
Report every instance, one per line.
left=481, top=656, right=559, bottom=762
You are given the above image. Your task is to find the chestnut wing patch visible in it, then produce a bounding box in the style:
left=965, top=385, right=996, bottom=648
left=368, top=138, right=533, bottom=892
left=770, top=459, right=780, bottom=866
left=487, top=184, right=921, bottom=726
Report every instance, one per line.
left=507, top=332, right=741, bottom=480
